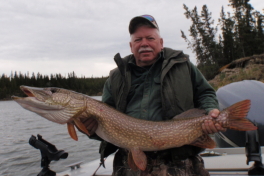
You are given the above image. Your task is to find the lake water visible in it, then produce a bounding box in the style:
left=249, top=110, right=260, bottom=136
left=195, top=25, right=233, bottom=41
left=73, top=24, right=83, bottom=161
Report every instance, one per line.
left=0, top=97, right=102, bottom=176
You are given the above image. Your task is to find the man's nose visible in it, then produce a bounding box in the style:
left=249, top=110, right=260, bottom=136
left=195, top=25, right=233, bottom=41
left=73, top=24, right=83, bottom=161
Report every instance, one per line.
left=140, top=38, right=149, bottom=47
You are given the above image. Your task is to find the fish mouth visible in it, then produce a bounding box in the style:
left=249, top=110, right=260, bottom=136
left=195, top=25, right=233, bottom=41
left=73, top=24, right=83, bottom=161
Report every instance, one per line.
left=12, top=86, right=43, bottom=97
left=21, top=86, right=36, bottom=97
left=11, top=86, right=38, bottom=100
left=11, top=86, right=63, bottom=110
left=20, top=86, right=52, bottom=99
left=12, top=86, right=70, bottom=124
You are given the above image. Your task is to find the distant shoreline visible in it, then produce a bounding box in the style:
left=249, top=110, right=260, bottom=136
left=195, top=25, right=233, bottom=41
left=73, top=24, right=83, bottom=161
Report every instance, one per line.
left=0, top=99, right=13, bottom=101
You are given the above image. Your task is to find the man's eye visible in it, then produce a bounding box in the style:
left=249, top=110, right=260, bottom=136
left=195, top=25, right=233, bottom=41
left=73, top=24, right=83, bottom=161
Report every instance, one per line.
left=148, top=37, right=154, bottom=40
left=135, top=39, right=141, bottom=42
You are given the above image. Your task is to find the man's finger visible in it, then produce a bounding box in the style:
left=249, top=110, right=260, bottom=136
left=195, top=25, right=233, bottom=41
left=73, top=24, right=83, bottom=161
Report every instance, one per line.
left=82, top=117, right=94, bottom=125
left=87, top=119, right=97, bottom=130
left=202, top=120, right=213, bottom=134
left=209, top=109, right=220, bottom=118
left=215, top=123, right=227, bottom=132
left=202, top=120, right=218, bottom=134
left=202, top=122, right=209, bottom=134
left=90, top=122, right=98, bottom=135
left=208, top=120, right=218, bottom=133
left=76, top=117, right=98, bottom=135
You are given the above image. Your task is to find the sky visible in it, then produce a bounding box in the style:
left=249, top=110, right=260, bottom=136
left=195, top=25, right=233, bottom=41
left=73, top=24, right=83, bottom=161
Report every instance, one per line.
left=1, top=0, right=263, bottom=78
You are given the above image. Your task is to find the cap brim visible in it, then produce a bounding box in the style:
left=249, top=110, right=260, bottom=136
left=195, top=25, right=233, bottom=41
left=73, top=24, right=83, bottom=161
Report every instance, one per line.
left=129, top=16, right=158, bottom=34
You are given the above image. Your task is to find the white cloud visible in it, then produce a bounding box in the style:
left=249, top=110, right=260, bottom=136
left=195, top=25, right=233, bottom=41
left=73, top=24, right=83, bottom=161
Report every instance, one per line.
left=0, top=0, right=263, bottom=77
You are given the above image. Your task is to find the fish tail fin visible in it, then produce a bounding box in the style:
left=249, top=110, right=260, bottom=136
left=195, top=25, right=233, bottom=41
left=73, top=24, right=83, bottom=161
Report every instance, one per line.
left=222, top=100, right=257, bottom=131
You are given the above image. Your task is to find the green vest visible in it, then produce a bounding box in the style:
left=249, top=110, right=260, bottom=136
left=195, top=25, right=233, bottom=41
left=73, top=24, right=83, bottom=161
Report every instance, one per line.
left=110, top=48, right=195, bottom=119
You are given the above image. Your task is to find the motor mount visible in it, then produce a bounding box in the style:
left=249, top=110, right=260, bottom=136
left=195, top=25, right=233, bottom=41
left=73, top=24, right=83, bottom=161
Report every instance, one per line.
left=29, top=134, right=68, bottom=176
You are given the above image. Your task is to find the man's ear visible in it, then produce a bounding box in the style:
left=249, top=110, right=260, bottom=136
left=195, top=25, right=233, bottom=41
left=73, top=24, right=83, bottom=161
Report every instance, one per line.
left=129, top=42, right=132, bottom=53
left=160, top=38, right=164, bottom=49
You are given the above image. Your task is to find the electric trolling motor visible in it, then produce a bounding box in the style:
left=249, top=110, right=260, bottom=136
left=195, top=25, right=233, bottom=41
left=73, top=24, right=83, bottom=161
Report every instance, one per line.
left=245, top=123, right=264, bottom=175
left=29, top=134, right=68, bottom=176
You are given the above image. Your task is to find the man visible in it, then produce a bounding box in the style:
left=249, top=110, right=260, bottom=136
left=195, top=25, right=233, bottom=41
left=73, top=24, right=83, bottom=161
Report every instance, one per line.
left=84, top=15, right=224, bottom=176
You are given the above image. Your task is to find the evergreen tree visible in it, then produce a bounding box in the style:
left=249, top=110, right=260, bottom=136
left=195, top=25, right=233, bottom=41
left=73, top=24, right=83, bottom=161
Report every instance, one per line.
left=0, top=71, right=108, bottom=100
left=219, top=7, right=236, bottom=65
left=181, top=4, right=223, bottom=79
left=182, top=0, right=264, bottom=79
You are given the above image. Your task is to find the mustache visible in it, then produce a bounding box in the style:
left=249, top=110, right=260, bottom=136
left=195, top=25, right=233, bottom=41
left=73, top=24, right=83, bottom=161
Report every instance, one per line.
left=138, top=48, right=153, bottom=53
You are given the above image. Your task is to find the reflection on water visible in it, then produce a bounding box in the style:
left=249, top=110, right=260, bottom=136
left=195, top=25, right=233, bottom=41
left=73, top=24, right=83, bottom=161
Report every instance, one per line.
left=0, top=96, right=102, bottom=176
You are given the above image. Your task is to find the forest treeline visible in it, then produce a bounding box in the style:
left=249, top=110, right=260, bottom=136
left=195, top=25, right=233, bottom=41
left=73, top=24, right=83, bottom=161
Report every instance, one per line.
left=0, top=71, right=108, bottom=100
left=181, top=0, right=264, bottom=79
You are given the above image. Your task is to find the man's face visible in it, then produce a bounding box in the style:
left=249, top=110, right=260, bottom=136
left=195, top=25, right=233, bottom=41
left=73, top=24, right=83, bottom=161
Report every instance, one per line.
left=130, top=26, right=163, bottom=67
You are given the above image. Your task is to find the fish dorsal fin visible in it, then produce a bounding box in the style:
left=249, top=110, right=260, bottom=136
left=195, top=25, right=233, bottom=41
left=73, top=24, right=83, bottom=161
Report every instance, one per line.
left=190, top=134, right=216, bottom=149
left=173, top=108, right=206, bottom=120
left=67, top=122, right=78, bottom=141
left=128, top=148, right=147, bottom=171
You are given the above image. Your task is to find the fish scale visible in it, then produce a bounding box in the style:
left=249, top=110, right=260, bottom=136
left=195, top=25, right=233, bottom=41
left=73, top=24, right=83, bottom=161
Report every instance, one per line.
left=12, top=86, right=257, bottom=171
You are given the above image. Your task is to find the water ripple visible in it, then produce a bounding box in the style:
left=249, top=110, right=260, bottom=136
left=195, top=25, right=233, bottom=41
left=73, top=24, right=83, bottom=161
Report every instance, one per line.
left=0, top=100, right=101, bottom=176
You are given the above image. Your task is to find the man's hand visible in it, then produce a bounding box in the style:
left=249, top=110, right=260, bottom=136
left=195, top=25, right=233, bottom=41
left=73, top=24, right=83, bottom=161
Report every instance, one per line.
left=202, top=109, right=226, bottom=134
left=76, top=117, right=98, bottom=136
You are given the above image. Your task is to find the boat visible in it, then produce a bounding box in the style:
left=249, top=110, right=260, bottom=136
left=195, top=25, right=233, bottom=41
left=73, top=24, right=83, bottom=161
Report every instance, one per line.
left=56, top=146, right=264, bottom=175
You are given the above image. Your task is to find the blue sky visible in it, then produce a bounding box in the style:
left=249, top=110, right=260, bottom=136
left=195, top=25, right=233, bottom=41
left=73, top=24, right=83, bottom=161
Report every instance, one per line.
left=1, top=0, right=263, bottom=77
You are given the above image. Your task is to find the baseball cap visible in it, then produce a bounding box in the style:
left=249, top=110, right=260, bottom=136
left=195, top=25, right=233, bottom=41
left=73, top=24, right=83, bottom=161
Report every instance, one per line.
left=129, top=15, right=159, bottom=34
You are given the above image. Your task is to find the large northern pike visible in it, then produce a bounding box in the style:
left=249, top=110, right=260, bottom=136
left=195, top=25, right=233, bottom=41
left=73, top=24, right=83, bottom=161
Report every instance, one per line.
left=12, top=86, right=257, bottom=171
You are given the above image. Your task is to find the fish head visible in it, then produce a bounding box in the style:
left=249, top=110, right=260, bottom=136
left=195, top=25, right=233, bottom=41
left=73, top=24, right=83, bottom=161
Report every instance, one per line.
left=12, top=86, right=86, bottom=124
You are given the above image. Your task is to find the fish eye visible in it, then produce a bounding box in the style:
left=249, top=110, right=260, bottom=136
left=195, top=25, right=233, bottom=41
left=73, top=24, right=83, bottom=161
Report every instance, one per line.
left=50, top=88, right=57, bottom=94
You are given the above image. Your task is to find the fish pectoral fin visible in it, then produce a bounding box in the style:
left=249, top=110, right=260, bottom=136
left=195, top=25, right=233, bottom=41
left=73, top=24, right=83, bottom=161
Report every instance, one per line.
left=129, top=148, right=147, bottom=171
left=67, top=122, right=78, bottom=141
left=190, top=134, right=216, bottom=149
left=73, top=118, right=90, bottom=136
